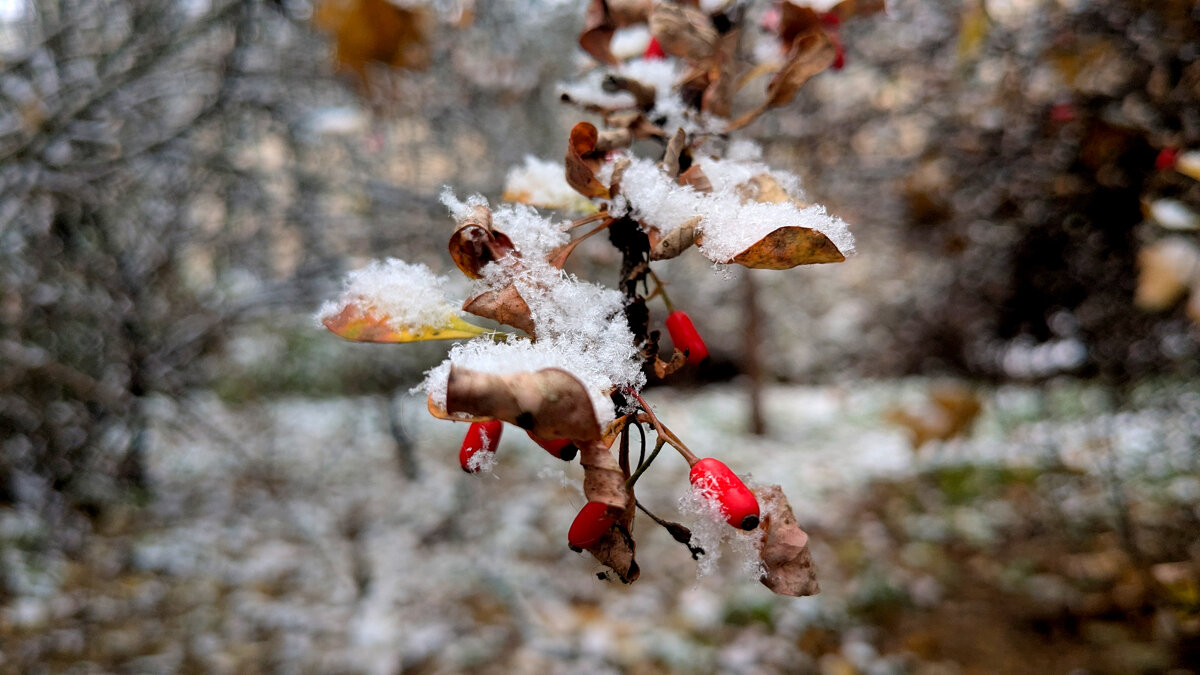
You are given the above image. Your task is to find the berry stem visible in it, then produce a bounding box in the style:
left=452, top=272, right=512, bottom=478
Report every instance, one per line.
left=549, top=217, right=614, bottom=268
left=647, top=267, right=675, bottom=312
left=562, top=211, right=612, bottom=231
left=625, top=437, right=665, bottom=490
left=626, top=388, right=699, bottom=466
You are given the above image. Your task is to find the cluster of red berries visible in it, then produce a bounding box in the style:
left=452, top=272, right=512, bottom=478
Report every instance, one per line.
left=455, top=305, right=759, bottom=551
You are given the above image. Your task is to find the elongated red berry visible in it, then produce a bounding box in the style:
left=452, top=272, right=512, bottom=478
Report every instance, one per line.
left=665, top=310, right=709, bottom=365
left=526, top=431, right=578, bottom=461
left=1156, top=146, right=1179, bottom=171
left=689, top=458, right=759, bottom=530
left=643, top=36, right=666, bottom=60
left=459, top=420, right=503, bottom=473
left=568, top=501, right=617, bottom=550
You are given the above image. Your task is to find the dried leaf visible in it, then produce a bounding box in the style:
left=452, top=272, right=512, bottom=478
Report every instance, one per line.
left=765, top=30, right=836, bottom=108
left=648, top=215, right=700, bottom=260
left=445, top=366, right=603, bottom=441
left=677, top=165, right=711, bottom=192
left=603, top=75, right=657, bottom=111
left=730, top=227, right=845, bottom=268
left=649, top=2, right=718, bottom=62
left=660, top=127, right=688, bottom=178
left=580, top=0, right=653, bottom=65
left=701, top=29, right=742, bottom=118
left=322, top=304, right=489, bottom=343
left=829, top=0, right=888, bottom=21
left=566, top=122, right=611, bottom=199
left=595, top=128, right=634, bottom=153
left=653, top=350, right=687, bottom=377
left=462, top=285, right=536, bottom=335
left=605, top=112, right=669, bottom=141
left=1135, top=237, right=1200, bottom=312
left=756, top=485, right=819, bottom=597
left=777, top=3, right=822, bottom=46
left=314, top=0, right=431, bottom=89
left=426, top=395, right=489, bottom=424
left=885, top=383, right=982, bottom=449
left=448, top=205, right=518, bottom=279
left=578, top=437, right=639, bottom=583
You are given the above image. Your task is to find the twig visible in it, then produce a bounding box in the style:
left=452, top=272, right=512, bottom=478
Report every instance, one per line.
left=626, top=388, right=699, bottom=466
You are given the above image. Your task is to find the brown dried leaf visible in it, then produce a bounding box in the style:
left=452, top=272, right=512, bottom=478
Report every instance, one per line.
left=649, top=2, right=718, bottom=62
left=595, top=128, right=634, bottom=153
left=701, top=29, right=742, bottom=118
left=756, top=484, right=819, bottom=597
left=660, top=127, right=688, bottom=178
left=603, top=75, right=657, bottom=111
left=1135, top=237, right=1200, bottom=312
left=653, top=350, right=688, bottom=378
left=606, top=112, right=668, bottom=141
left=426, top=395, right=490, bottom=424
left=448, top=205, right=518, bottom=279
left=566, top=122, right=611, bottom=199
left=578, top=438, right=639, bottom=583
left=445, top=366, right=603, bottom=441
left=314, top=0, right=432, bottom=89
left=777, top=3, right=822, bottom=46
left=608, top=157, right=632, bottom=196
left=648, top=216, right=700, bottom=260
left=579, top=0, right=653, bottom=65
left=730, top=227, right=845, bottom=268
left=766, top=31, right=836, bottom=108
left=677, top=165, right=712, bottom=192
left=885, top=383, right=982, bottom=449
left=462, top=285, right=535, bottom=335
left=829, top=0, right=888, bottom=21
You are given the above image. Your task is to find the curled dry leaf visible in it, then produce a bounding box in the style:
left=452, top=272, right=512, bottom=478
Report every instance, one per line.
left=580, top=0, right=654, bottom=65
left=462, top=285, right=536, bottom=335
left=603, top=75, right=657, bottom=111
left=756, top=484, right=820, bottom=597
left=313, top=0, right=432, bottom=89
left=426, top=395, right=490, bottom=424
left=649, top=215, right=700, bottom=260
left=653, top=349, right=688, bottom=378
left=322, top=304, right=489, bottom=343
left=448, top=205, right=518, bottom=279
left=445, top=366, right=604, bottom=442
left=727, top=28, right=834, bottom=131
left=826, top=0, right=888, bottom=22
left=660, top=127, right=688, bottom=178
left=649, top=2, right=718, bottom=62
left=605, top=112, right=668, bottom=142
left=701, top=29, right=742, bottom=118
left=578, top=438, right=639, bottom=582
left=566, top=122, right=612, bottom=200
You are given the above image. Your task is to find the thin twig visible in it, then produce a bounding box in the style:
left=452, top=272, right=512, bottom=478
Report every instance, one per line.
left=627, top=388, right=699, bottom=465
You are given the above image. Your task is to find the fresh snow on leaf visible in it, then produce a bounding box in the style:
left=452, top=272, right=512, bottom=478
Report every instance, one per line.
left=421, top=193, right=645, bottom=424
left=502, top=155, right=596, bottom=212
left=613, top=157, right=856, bottom=262
left=317, top=259, right=459, bottom=331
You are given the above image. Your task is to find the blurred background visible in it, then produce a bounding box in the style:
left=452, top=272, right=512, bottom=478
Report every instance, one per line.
left=2, top=0, right=1199, bottom=672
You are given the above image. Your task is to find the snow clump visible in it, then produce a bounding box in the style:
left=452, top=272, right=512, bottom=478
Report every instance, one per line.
left=316, top=259, right=459, bottom=331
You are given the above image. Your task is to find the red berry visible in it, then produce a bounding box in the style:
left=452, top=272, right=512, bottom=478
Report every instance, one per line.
left=643, top=36, right=666, bottom=60
left=665, top=310, right=709, bottom=365
left=568, top=501, right=617, bottom=550
left=829, top=32, right=845, bottom=70
left=689, top=458, right=760, bottom=530
left=459, top=420, right=503, bottom=473
left=1156, top=146, right=1179, bottom=171
left=526, top=430, right=578, bottom=461
left=1049, top=103, right=1076, bottom=123
left=817, top=11, right=841, bottom=29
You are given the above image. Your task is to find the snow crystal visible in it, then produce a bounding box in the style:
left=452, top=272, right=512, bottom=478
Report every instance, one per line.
left=420, top=193, right=645, bottom=424
left=615, top=157, right=856, bottom=262
left=438, top=188, right=488, bottom=222
left=316, top=259, right=458, bottom=331
left=557, top=58, right=719, bottom=135
left=502, top=156, right=595, bottom=213
left=678, top=485, right=766, bottom=581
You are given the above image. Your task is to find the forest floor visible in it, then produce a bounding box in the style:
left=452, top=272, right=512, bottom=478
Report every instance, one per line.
left=2, top=378, right=1199, bottom=674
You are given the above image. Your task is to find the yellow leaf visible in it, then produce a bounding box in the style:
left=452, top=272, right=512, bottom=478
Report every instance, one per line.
left=322, top=304, right=490, bottom=343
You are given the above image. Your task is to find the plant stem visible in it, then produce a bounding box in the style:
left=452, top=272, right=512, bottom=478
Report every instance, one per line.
left=627, top=388, right=699, bottom=466
left=549, top=217, right=615, bottom=268
left=626, top=438, right=664, bottom=490
left=647, top=267, right=675, bottom=312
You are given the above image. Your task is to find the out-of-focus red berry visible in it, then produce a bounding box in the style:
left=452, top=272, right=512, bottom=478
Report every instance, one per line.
left=643, top=36, right=666, bottom=60
left=526, top=430, right=578, bottom=461
left=665, top=310, right=709, bottom=365
left=1156, top=146, right=1179, bottom=171
left=1049, top=103, right=1077, bottom=123
left=568, top=501, right=618, bottom=550
left=689, top=458, right=760, bottom=530
left=459, top=420, right=503, bottom=473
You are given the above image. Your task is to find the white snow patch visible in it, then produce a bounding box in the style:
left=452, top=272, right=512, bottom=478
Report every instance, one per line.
left=503, top=155, right=594, bottom=213
left=316, top=259, right=458, bottom=331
